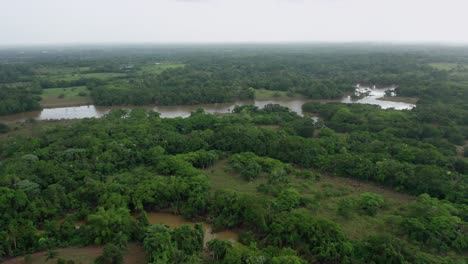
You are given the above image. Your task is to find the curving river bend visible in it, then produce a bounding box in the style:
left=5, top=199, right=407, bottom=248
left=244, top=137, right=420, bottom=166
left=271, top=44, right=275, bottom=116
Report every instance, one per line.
left=0, top=86, right=415, bottom=123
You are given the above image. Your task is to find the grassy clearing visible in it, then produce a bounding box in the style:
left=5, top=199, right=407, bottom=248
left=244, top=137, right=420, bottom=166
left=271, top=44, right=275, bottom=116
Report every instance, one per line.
left=204, top=160, right=414, bottom=240
left=204, top=160, right=268, bottom=196
left=35, top=65, right=127, bottom=83
left=2, top=243, right=146, bottom=264
left=452, top=71, right=468, bottom=81
left=429, top=62, right=459, bottom=71
left=291, top=175, right=413, bottom=239
left=41, top=86, right=93, bottom=108
left=139, top=63, right=186, bottom=75
left=0, top=120, right=76, bottom=141
left=429, top=63, right=468, bottom=81
left=35, top=66, right=91, bottom=75
left=47, top=72, right=127, bottom=82
left=1, top=82, right=33, bottom=88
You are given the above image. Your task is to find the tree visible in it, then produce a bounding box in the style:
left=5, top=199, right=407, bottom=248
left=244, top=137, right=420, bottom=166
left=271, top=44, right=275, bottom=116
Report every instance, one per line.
left=207, top=239, right=233, bottom=261
left=355, top=233, right=427, bottom=264
left=143, top=225, right=174, bottom=263
left=358, top=193, right=384, bottom=216
left=86, top=207, right=132, bottom=245
left=0, top=123, right=9, bottom=134
left=172, top=224, right=204, bottom=255
left=337, top=197, right=356, bottom=218
left=95, top=243, right=124, bottom=264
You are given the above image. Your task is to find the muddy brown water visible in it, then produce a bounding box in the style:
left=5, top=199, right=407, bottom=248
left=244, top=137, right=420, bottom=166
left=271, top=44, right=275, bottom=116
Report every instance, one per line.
left=0, top=86, right=415, bottom=124
left=146, top=212, right=238, bottom=245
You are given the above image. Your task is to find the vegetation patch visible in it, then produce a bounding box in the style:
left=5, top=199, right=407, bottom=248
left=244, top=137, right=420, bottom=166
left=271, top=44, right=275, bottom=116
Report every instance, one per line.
left=40, top=86, right=92, bottom=108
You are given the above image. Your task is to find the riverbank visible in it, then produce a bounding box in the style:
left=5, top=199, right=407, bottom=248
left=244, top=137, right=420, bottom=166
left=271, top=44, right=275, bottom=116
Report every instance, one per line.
left=377, top=96, right=419, bottom=104
left=0, top=86, right=416, bottom=124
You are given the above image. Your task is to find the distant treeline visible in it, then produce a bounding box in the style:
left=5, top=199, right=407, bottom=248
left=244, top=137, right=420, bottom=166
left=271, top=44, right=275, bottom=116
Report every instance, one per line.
left=0, top=45, right=466, bottom=114
left=0, top=85, right=41, bottom=115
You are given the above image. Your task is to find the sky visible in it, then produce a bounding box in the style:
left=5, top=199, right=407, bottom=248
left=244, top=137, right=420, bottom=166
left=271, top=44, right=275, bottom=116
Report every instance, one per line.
left=1, top=0, right=468, bottom=45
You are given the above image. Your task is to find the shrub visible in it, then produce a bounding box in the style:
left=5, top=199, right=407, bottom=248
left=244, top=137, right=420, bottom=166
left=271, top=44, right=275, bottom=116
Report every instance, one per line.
left=0, top=123, right=9, bottom=134
left=337, top=197, right=356, bottom=218
left=95, top=244, right=124, bottom=264
left=358, top=192, right=384, bottom=216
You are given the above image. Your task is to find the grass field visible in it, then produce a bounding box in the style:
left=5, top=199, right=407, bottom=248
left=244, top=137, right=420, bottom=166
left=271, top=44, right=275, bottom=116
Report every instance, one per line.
left=139, top=63, right=186, bottom=75
left=46, top=72, right=127, bottom=82
left=429, top=63, right=468, bottom=81
left=429, top=62, right=460, bottom=71
left=41, top=86, right=93, bottom=108
left=204, top=159, right=413, bottom=240
left=3, top=243, right=146, bottom=264
left=34, top=66, right=91, bottom=76
left=204, top=160, right=269, bottom=195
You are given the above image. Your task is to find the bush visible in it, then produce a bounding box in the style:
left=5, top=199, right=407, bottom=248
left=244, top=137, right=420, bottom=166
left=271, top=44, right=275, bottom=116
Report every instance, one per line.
left=207, top=239, right=232, bottom=261
left=78, top=91, right=87, bottom=97
left=95, top=244, right=124, bottom=264
left=358, top=193, right=384, bottom=216
left=272, top=188, right=301, bottom=211
left=337, top=197, right=356, bottom=218
left=0, top=123, right=9, bottom=134
left=24, top=254, right=32, bottom=264
left=239, top=231, right=256, bottom=245
left=294, top=169, right=313, bottom=179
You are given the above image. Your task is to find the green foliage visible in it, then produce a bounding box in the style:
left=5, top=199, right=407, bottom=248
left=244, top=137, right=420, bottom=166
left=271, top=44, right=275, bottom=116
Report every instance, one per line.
left=85, top=207, right=132, bottom=246
left=24, top=254, right=32, bottom=264
left=143, top=224, right=204, bottom=263
left=46, top=249, right=58, bottom=260
left=267, top=212, right=352, bottom=262
left=337, top=197, right=356, bottom=218
left=354, top=233, right=438, bottom=264
left=1, top=46, right=468, bottom=262
left=390, top=194, right=468, bottom=252
left=358, top=193, right=384, bottom=216
left=95, top=243, right=124, bottom=264
left=272, top=188, right=301, bottom=212
left=229, top=152, right=291, bottom=182
left=271, top=255, right=306, bottom=264
left=0, top=85, right=42, bottom=115
left=207, top=239, right=233, bottom=261
left=0, top=123, right=9, bottom=133
left=172, top=224, right=204, bottom=255
left=143, top=225, right=174, bottom=263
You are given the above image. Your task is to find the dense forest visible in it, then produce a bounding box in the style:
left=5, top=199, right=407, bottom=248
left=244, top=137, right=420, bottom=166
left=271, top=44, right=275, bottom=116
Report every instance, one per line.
left=0, top=45, right=467, bottom=263
left=1, top=44, right=466, bottom=115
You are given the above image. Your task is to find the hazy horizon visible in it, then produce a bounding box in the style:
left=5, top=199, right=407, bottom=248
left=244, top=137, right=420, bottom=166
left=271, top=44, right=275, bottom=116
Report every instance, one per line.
left=2, top=0, right=468, bottom=45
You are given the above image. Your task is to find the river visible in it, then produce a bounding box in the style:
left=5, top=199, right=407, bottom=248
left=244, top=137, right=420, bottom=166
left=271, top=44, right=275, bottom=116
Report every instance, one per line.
left=341, top=86, right=416, bottom=110
left=0, top=86, right=415, bottom=123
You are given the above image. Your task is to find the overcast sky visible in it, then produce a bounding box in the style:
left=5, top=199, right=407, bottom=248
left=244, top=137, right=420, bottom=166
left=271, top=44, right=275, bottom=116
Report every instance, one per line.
left=1, top=0, right=468, bottom=45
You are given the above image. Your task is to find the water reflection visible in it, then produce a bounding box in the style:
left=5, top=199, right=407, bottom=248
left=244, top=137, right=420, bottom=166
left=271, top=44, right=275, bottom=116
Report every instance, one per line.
left=0, top=99, right=311, bottom=123
left=340, top=86, right=415, bottom=110
left=0, top=87, right=415, bottom=123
